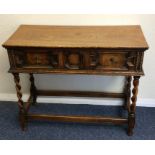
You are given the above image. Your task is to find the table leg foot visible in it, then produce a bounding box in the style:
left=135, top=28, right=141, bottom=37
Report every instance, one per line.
left=127, top=112, right=135, bottom=136
left=19, top=111, right=27, bottom=131
left=127, top=129, right=133, bottom=136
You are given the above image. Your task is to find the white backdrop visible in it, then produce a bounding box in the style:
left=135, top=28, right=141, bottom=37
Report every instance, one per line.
left=0, top=14, right=154, bottom=105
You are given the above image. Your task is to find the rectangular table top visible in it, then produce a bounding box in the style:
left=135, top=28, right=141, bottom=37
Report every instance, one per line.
left=3, top=25, right=148, bottom=49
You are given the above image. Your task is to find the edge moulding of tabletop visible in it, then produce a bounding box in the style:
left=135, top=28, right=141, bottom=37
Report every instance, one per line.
left=2, top=25, right=149, bottom=136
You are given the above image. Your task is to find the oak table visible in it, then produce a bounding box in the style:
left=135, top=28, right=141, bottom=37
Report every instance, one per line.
left=2, top=25, right=148, bottom=136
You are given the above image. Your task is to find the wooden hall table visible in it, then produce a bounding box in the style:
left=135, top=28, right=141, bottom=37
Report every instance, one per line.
left=2, top=25, right=148, bottom=136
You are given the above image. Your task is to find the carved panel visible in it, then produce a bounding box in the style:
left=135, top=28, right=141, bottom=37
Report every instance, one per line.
left=89, top=51, right=138, bottom=71
left=26, top=52, right=59, bottom=68
left=13, top=49, right=60, bottom=68
left=49, top=52, right=59, bottom=68
left=27, top=52, right=49, bottom=65
left=13, top=51, right=26, bottom=67
left=65, top=51, right=83, bottom=69
left=10, top=48, right=144, bottom=74
left=135, top=51, right=144, bottom=71
left=68, top=53, right=79, bottom=65
left=126, top=52, right=137, bottom=70
left=89, top=51, right=98, bottom=69
left=95, top=52, right=127, bottom=70
left=100, top=53, right=125, bottom=68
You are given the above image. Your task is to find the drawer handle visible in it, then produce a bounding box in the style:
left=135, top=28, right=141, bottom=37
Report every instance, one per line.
left=110, top=58, right=115, bottom=64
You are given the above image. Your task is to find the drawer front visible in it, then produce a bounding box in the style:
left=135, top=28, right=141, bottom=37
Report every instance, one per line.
left=27, top=52, right=49, bottom=65
left=12, top=49, right=85, bottom=69
left=96, top=51, right=136, bottom=70
left=9, top=48, right=143, bottom=73
left=12, top=49, right=59, bottom=68
left=89, top=50, right=138, bottom=71
left=98, top=53, right=126, bottom=69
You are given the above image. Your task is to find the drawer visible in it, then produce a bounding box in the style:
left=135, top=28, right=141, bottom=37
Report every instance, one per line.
left=13, top=49, right=59, bottom=68
left=27, top=52, right=50, bottom=66
left=99, top=53, right=126, bottom=69
left=94, top=51, right=136, bottom=71
left=64, top=49, right=137, bottom=71
left=10, top=48, right=142, bottom=73
left=12, top=49, right=85, bottom=70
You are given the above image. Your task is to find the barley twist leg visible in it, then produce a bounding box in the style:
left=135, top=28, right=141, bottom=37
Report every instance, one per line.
left=128, top=76, right=140, bottom=136
left=30, top=73, right=37, bottom=105
left=12, top=73, right=26, bottom=130
left=124, top=76, right=132, bottom=111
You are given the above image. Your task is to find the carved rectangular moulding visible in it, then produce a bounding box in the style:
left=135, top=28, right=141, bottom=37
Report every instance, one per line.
left=7, top=48, right=144, bottom=75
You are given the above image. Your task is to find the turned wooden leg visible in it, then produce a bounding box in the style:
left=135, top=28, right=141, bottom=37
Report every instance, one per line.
left=12, top=73, right=26, bottom=131
left=124, top=76, right=132, bottom=111
left=127, top=76, right=140, bottom=136
left=30, top=73, right=37, bottom=105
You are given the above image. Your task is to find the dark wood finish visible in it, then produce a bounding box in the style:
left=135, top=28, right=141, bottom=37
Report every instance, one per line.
left=2, top=25, right=148, bottom=136
left=29, top=73, right=37, bottom=105
left=25, top=74, right=37, bottom=112
left=25, top=94, right=33, bottom=112
left=28, top=114, right=128, bottom=124
left=124, top=76, right=132, bottom=110
left=128, top=76, right=140, bottom=136
left=8, top=68, right=145, bottom=76
left=37, top=90, right=125, bottom=98
left=12, top=73, right=26, bottom=130
left=6, top=48, right=145, bottom=76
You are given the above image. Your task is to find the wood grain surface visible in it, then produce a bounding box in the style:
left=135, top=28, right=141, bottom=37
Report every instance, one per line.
left=3, top=25, right=148, bottom=49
